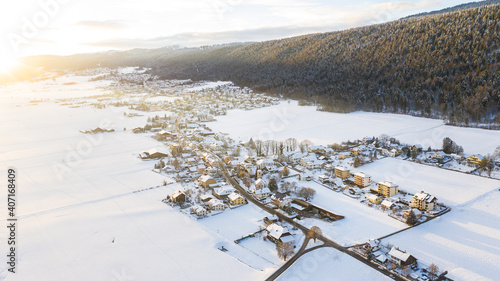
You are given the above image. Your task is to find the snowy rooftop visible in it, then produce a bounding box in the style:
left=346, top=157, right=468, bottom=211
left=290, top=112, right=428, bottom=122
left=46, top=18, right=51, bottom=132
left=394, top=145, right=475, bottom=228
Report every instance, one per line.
left=388, top=247, right=412, bottom=262
left=378, top=181, right=398, bottom=188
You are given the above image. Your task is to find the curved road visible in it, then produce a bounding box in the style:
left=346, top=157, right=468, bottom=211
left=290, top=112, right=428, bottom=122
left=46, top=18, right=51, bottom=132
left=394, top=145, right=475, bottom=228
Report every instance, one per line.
left=175, top=116, right=405, bottom=281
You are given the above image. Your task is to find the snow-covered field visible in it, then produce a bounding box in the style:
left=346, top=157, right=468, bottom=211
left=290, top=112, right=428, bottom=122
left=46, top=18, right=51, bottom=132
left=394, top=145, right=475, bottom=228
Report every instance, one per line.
left=384, top=190, right=500, bottom=281
left=277, top=248, right=391, bottom=281
left=208, top=100, right=500, bottom=155
left=185, top=81, right=232, bottom=92
left=144, top=96, right=182, bottom=103
left=2, top=75, right=500, bottom=281
left=353, top=158, right=500, bottom=206
left=199, top=204, right=288, bottom=269
left=0, top=77, right=270, bottom=280
left=0, top=187, right=268, bottom=281
left=293, top=180, right=406, bottom=246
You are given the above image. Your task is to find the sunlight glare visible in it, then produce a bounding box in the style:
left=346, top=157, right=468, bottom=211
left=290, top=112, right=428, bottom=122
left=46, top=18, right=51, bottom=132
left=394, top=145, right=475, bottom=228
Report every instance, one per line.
left=0, top=54, right=18, bottom=74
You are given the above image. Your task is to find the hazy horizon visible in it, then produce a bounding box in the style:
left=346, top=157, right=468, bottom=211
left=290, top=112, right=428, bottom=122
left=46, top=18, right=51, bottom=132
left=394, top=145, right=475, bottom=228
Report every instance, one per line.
left=1, top=0, right=474, bottom=62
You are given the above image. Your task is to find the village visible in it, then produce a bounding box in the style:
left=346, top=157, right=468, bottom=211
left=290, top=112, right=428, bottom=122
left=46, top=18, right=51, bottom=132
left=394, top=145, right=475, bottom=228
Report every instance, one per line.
left=67, top=68, right=500, bottom=281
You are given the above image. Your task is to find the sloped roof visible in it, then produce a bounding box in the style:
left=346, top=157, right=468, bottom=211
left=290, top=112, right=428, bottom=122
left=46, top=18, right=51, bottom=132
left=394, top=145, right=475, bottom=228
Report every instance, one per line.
left=271, top=192, right=286, bottom=201
left=354, top=172, right=370, bottom=178
left=378, top=181, right=398, bottom=188
left=213, top=185, right=235, bottom=196
left=199, top=175, right=214, bottom=182
left=228, top=192, right=243, bottom=201
left=388, top=247, right=411, bottom=262
left=172, top=190, right=185, bottom=199
left=381, top=200, right=394, bottom=209
left=266, top=223, right=285, bottom=240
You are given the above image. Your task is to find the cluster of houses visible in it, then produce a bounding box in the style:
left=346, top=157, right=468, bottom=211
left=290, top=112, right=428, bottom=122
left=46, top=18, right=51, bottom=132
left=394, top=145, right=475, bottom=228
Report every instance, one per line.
left=101, top=69, right=281, bottom=122
left=362, top=240, right=418, bottom=269
left=164, top=181, right=248, bottom=218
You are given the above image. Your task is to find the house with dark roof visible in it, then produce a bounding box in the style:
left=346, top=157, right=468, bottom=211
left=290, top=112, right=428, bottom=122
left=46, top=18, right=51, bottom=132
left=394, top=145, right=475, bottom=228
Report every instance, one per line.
left=388, top=247, right=417, bottom=267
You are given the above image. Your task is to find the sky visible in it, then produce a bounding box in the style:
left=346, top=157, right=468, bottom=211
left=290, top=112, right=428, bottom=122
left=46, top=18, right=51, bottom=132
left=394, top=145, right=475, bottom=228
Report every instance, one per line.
left=0, top=0, right=475, bottom=64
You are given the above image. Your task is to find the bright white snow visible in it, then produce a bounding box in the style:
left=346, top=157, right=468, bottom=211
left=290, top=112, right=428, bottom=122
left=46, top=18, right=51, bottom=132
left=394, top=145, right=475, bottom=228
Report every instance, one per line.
left=384, top=190, right=500, bottom=281
left=353, top=158, right=500, bottom=206
left=277, top=247, right=391, bottom=281
left=208, top=100, right=500, bottom=154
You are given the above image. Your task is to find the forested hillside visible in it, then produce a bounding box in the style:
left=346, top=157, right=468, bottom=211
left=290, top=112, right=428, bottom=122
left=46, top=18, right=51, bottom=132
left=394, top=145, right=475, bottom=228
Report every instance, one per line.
left=18, top=3, right=500, bottom=125
left=146, top=4, right=500, bottom=124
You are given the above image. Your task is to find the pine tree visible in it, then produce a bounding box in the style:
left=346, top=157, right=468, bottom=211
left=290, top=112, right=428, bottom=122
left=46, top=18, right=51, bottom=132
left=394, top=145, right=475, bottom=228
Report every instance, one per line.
left=406, top=210, right=418, bottom=226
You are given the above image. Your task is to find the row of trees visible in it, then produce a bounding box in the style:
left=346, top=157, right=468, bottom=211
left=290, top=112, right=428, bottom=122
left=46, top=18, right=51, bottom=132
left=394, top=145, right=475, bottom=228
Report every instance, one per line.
left=248, top=138, right=313, bottom=157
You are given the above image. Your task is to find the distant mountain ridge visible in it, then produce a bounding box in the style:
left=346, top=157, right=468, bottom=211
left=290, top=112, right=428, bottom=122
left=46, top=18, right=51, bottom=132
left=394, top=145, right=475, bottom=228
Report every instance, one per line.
left=14, top=3, right=500, bottom=125
left=403, top=0, right=500, bottom=19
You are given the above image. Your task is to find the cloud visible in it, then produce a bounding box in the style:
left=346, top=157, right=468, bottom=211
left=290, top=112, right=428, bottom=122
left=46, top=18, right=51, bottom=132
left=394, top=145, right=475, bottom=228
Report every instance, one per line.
left=74, top=20, right=127, bottom=30
left=84, top=24, right=342, bottom=49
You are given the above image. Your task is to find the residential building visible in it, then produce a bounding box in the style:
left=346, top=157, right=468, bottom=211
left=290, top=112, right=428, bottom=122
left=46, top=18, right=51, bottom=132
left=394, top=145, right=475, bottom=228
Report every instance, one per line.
left=388, top=248, right=417, bottom=267
left=334, top=166, right=350, bottom=179
left=410, top=191, right=437, bottom=211
left=318, top=175, right=330, bottom=183
left=197, top=165, right=206, bottom=174
left=271, top=192, right=290, bottom=208
left=404, top=209, right=422, bottom=220
left=199, top=175, right=217, bottom=188
left=255, top=178, right=266, bottom=190
left=228, top=192, right=246, bottom=205
left=338, top=153, right=349, bottom=160
left=300, top=155, right=317, bottom=167
left=253, top=187, right=271, bottom=200
left=305, top=159, right=324, bottom=170
left=377, top=181, right=399, bottom=197
left=207, top=199, right=226, bottom=210
left=266, top=223, right=294, bottom=245
left=467, top=154, right=483, bottom=166
left=367, top=194, right=382, bottom=204
left=381, top=199, right=394, bottom=210
left=140, top=148, right=169, bottom=159
left=354, top=172, right=371, bottom=187
left=212, top=185, right=236, bottom=200
left=308, top=145, right=326, bottom=154
left=350, top=147, right=361, bottom=156
left=171, top=190, right=186, bottom=203
left=191, top=205, right=207, bottom=216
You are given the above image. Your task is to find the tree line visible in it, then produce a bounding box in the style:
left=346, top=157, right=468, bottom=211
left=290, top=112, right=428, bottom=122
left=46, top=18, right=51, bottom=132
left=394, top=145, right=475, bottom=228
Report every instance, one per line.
left=17, top=3, right=500, bottom=125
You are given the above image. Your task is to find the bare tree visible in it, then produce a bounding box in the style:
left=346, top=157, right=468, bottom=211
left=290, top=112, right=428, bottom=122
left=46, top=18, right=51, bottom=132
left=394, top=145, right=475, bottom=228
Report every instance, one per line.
left=298, top=187, right=316, bottom=201
left=307, top=226, right=322, bottom=242
left=276, top=242, right=295, bottom=261
left=493, top=146, right=500, bottom=161
left=402, top=267, right=411, bottom=277
left=428, top=263, right=440, bottom=280
left=280, top=166, right=290, bottom=177
left=285, top=138, right=298, bottom=152
left=299, top=140, right=313, bottom=153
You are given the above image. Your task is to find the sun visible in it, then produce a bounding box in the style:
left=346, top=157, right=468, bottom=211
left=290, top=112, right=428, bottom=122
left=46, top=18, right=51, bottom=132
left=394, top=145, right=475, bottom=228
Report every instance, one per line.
left=0, top=54, right=19, bottom=74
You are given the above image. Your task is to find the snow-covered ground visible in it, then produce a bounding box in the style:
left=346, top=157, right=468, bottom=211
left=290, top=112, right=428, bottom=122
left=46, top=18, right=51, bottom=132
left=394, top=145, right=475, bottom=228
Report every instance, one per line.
left=207, top=100, right=500, bottom=155
left=353, top=158, right=500, bottom=207
left=384, top=190, right=500, bottom=281
left=0, top=100, right=166, bottom=215
left=0, top=187, right=268, bottom=281
left=199, top=204, right=289, bottom=269
left=184, top=81, right=232, bottom=92
left=144, top=96, right=182, bottom=103
left=291, top=180, right=406, bottom=246
left=2, top=74, right=500, bottom=280
left=277, top=247, right=391, bottom=281
left=0, top=77, right=270, bottom=280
